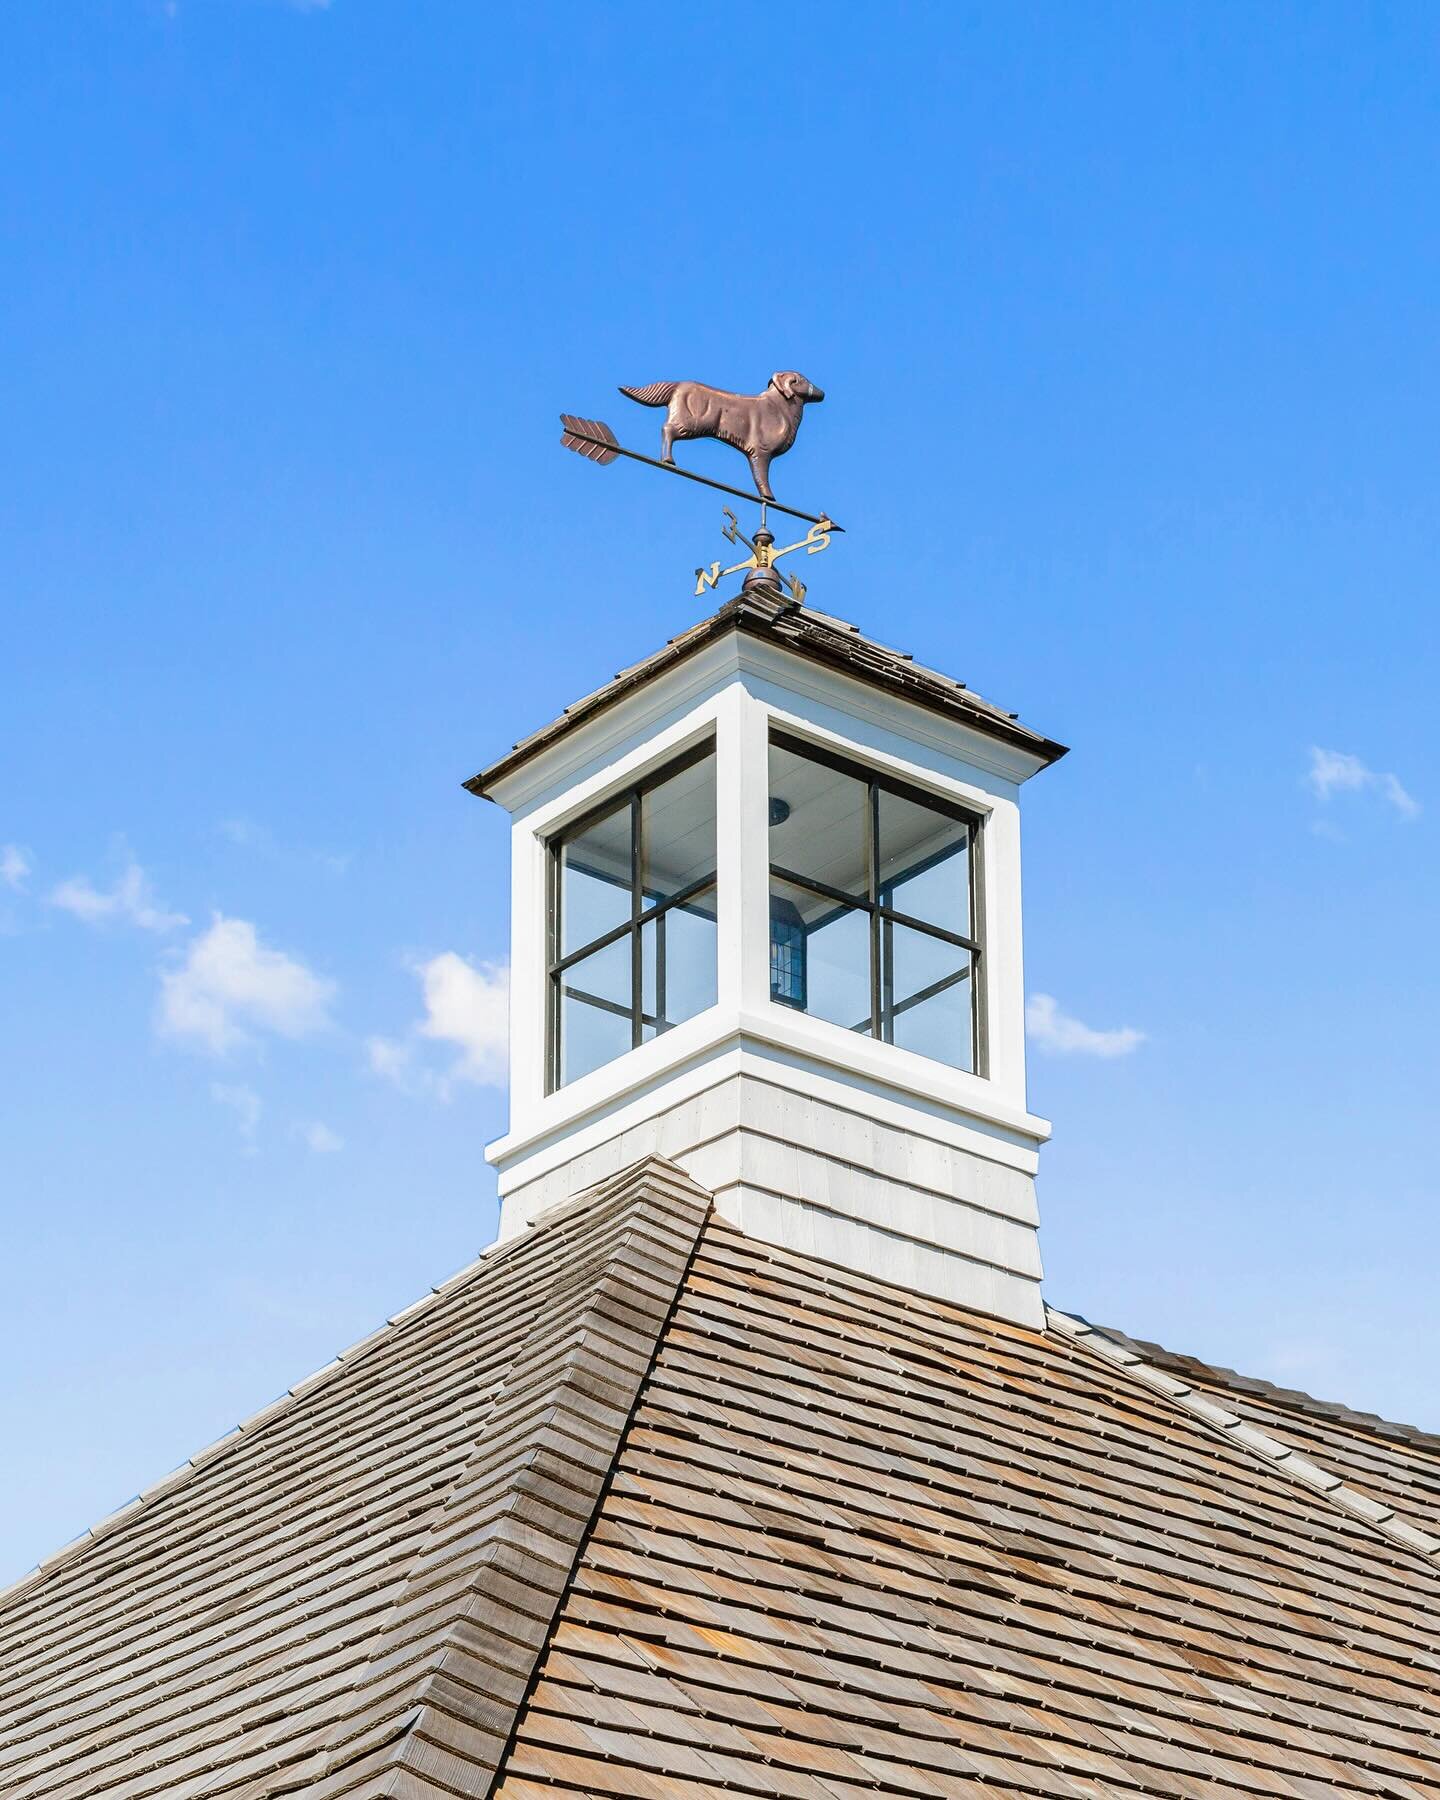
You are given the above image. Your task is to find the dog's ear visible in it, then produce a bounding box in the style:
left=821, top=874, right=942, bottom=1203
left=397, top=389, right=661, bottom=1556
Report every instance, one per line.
left=772, top=370, right=801, bottom=400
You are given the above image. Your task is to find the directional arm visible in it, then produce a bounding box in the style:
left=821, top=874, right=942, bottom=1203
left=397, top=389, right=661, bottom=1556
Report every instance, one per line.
left=559, top=416, right=842, bottom=532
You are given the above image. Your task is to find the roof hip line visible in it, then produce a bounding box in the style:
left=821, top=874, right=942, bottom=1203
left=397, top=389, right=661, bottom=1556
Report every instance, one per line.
left=303, top=1156, right=713, bottom=1800
left=1049, top=1308, right=1440, bottom=1566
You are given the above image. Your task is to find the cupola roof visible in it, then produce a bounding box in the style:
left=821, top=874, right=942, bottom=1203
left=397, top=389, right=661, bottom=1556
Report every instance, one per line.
left=465, top=592, right=1067, bottom=801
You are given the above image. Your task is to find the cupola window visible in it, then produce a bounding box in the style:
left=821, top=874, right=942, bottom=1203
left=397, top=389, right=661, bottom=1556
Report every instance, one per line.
left=767, top=733, right=982, bottom=1072
left=547, top=742, right=717, bottom=1088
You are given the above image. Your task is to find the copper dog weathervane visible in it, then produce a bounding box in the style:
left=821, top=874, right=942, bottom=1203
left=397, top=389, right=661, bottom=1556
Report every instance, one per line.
left=559, top=370, right=840, bottom=605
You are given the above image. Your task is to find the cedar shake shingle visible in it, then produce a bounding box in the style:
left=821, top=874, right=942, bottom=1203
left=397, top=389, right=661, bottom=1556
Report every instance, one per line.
left=2, top=1160, right=1437, bottom=1800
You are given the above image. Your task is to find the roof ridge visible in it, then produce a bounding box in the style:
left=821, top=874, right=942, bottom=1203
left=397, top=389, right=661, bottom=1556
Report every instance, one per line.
left=1049, top=1308, right=1440, bottom=1566
left=1084, top=1318, right=1440, bottom=1453
left=301, top=1156, right=713, bottom=1800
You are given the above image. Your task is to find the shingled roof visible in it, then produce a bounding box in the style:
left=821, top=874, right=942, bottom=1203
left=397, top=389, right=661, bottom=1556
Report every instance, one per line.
left=4, top=1159, right=1439, bottom=1800
left=464, top=593, right=1067, bottom=798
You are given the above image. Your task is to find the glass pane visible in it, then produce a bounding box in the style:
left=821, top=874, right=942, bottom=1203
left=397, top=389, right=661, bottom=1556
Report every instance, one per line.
left=642, top=887, right=717, bottom=1038
left=560, top=801, right=631, bottom=956
left=883, top=920, right=974, bottom=1071
left=769, top=740, right=868, bottom=900
left=641, top=752, right=717, bottom=909
left=770, top=878, right=872, bottom=1034
left=878, top=787, right=970, bottom=939
left=558, top=934, right=632, bottom=1085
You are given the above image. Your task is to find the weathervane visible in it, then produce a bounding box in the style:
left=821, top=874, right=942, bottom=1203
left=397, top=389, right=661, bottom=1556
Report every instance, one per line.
left=695, top=508, right=835, bottom=605
left=559, top=369, right=841, bottom=603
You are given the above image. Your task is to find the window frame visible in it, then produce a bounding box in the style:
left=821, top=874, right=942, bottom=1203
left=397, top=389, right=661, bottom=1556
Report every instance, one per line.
left=545, top=738, right=717, bottom=1092
left=767, top=729, right=987, bottom=1075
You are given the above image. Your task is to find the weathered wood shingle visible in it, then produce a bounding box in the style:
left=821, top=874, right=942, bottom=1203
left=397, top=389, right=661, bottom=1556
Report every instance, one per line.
left=495, top=1217, right=1440, bottom=1799
left=0, top=1157, right=709, bottom=1800
left=4, top=1163, right=1439, bottom=1799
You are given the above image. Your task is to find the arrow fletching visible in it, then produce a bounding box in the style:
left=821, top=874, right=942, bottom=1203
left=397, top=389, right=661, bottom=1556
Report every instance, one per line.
left=559, top=414, right=619, bottom=465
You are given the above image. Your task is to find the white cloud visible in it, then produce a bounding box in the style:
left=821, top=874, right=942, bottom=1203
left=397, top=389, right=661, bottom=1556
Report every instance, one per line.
left=367, top=1033, right=416, bottom=1084
left=159, top=914, right=336, bottom=1054
left=1026, top=993, right=1145, bottom=1059
left=1380, top=772, right=1421, bottom=821
left=1307, top=747, right=1419, bottom=820
left=50, top=861, right=188, bottom=932
left=211, top=1081, right=262, bottom=1152
left=417, top=953, right=509, bottom=1087
left=1, top=844, right=31, bottom=891
left=369, top=954, right=509, bottom=1097
left=216, top=817, right=351, bottom=876
left=298, top=1120, right=344, bottom=1153
left=216, top=817, right=274, bottom=852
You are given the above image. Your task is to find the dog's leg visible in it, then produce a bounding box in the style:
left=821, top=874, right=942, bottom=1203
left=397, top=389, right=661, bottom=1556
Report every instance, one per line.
left=748, top=449, right=774, bottom=501
left=660, top=419, right=675, bottom=465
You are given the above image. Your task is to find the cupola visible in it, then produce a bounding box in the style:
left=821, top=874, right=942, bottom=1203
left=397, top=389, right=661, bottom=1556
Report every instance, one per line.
left=467, top=590, right=1066, bottom=1328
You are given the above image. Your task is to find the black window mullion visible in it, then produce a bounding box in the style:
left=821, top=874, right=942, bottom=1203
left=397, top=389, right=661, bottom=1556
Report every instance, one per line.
left=549, top=914, right=632, bottom=977
left=559, top=984, right=633, bottom=1022
left=766, top=729, right=989, bottom=1076
left=655, top=907, right=668, bottom=1034
left=873, top=900, right=979, bottom=954
left=769, top=863, right=868, bottom=916
left=887, top=961, right=973, bottom=1024
left=638, top=872, right=715, bottom=927
left=547, top=740, right=716, bottom=1091
left=552, top=873, right=718, bottom=981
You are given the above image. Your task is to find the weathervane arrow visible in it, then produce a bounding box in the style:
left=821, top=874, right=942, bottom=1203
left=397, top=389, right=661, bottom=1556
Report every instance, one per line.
left=558, top=413, right=841, bottom=531
left=558, top=369, right=840, bottom=530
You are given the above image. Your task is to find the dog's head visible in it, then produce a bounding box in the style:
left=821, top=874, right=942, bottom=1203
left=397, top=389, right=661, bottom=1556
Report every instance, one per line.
left=771, top=371, right=825, bottom=405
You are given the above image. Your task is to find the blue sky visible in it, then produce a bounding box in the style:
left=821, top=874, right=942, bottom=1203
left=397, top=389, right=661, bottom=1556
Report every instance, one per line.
left=2, top=1, right=1438, bottom=1584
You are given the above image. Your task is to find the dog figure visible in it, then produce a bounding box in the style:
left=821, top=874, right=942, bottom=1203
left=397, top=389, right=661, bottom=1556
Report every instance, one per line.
left=619, top=371, right=825, bottom=501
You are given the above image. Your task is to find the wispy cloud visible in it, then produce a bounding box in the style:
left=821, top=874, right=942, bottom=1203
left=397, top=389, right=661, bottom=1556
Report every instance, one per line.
left=211, top=1081, right=262, bottom=1153
left=370, top=954, right=509, bottom=1097
left=50, top=860, right=188, bottom=932
left=159, top=915, right=336, bottom=1054
left=366, top=1033, right=418, bottom=1087
left=1306, top=747, right=1420, bottom=820
left=215, top=817, right=351, bottom=876
left=0, top=844, right=31, bottom=892
left=297, top=1120, right=344, bottom=1153
left=1026, top=993, right=1145, bottom=1059
left=215, top=818, right=273, bottom=852
left=417, top=953, right=509, bottom=1086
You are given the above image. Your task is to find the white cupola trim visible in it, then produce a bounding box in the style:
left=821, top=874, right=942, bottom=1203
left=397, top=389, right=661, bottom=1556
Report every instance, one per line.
left=473, top=599, right=1064, bottom=1329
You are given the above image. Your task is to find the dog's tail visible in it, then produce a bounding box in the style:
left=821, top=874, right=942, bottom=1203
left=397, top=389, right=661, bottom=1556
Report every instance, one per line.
left=618, top=382, right=678, bottom=408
